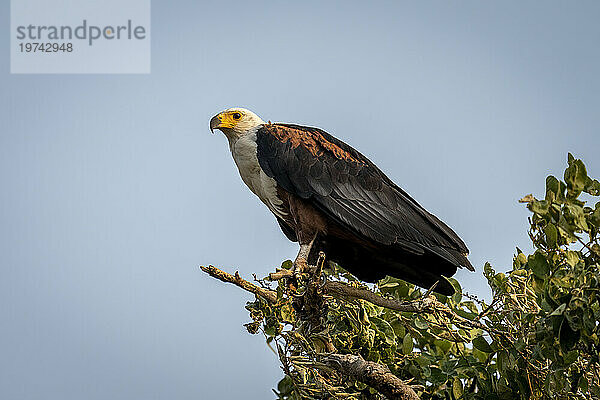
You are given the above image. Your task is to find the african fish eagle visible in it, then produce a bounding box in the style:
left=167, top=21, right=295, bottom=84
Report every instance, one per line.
left=210, top=108, right=473, bottom=295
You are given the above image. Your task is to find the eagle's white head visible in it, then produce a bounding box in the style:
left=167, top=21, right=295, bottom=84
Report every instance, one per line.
left=210, top=108, right=265, bottom=143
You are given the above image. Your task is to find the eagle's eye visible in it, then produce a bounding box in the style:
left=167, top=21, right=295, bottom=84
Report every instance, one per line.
left=232, top=112, right=242, bottom=120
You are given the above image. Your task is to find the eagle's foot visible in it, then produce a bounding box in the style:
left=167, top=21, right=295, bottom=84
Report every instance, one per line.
left=293, top=257, right=309, bottom=279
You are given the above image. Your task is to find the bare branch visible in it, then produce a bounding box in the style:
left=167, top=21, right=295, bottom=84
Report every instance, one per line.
left=200, top=265, right=278, bottom=304
left=268, top=268, right=294, bottom=280
left=323, top=353, right=420, bottom=400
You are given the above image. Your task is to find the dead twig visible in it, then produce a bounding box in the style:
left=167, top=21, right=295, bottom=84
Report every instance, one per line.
left=200, top=265, right=278, bottom=304
left=269, top=268, right=294, bottom=280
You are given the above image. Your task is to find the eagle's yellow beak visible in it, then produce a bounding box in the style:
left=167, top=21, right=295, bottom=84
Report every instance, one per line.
left=209, top=113, right=222, bottom=134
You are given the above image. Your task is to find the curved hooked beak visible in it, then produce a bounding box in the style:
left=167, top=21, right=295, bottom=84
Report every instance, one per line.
left=209, top=114, right=222, bottom=134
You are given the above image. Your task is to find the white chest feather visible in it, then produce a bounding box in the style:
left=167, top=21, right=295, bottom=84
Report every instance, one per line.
left=230, top=132, right=287, bottom=219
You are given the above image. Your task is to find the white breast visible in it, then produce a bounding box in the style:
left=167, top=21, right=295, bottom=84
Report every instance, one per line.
left=230, top=130, right=287, bottom=219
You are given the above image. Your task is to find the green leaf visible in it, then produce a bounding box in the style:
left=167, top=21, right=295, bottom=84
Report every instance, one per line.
left=433, top=339, right=452, bottom=355
left=528, top=252, right=550, bottom=278
left=585, top=178, right=600, bottom=195
left=277, top=375, right=294, bottom=395
left=545, top=175, right=560, bottom=202
left=416, top=354, right=432, bottom=367
left=280, top=304, right=295, bottom=323
left=563, top=350, right=578, bottom=365
left=402, top=333, right=413, bottom=355
left=559, top=318, right=580, bottom=352
left=564, top=204, right=589, bottom=231
left=579, top=376, right=589, bottom=392
left=447, top=277, right=462, bottom=293
left=564, top=156, right=588, bottom=198
left=396, top=281, right=410, bottom=299
left=377, top=275, right=396, bottom=289
left=264, top=324, right=280, bottom=337
left=447, top=277, right=462, bottom=304
left=452, top=377, right=463, bottom=398
left=484, top=262, right=495, bottom=278
left=472, top=347, right=488, bottom=363
left=372, top=317, right=396, bottom=345
left=590, top=204, right=600, bottom=228
left=529, top=200, right=550, bottom=216
left=472, top=336, right=494, bottom=353
left=550, top=303, right=566, bottom=316
left=513, top=252, right=527, bottom=269
left=544, top=223, right=558, bottom=248
left=414, top=316, right=429, bottom=330
left=391, top=318, right=405, bottom=338
left=566, top=251, right=579, bottom=267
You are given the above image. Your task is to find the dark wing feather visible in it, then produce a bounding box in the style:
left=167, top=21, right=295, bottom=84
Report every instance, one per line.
left=255, top=123, right=472, bottom=270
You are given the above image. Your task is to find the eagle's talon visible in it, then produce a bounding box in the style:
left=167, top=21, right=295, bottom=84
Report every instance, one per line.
left=293, top=257, right=309, bottom=277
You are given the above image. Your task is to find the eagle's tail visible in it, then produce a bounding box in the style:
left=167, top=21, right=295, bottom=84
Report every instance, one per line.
left=317, top=237, right=460, bottom=295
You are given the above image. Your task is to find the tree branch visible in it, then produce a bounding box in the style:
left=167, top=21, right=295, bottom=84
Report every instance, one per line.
left=200, top=265, right=278, bottom=304
left=201, top=265, right=424, bottom=398
left=323, top=353, right=420, bottom=400
left=323, top=281, right=435, bottom=313
left=201, top=266, right=437, bottom=312
left=200, top=266, right=491, bottom=334
left=268, top=268, right=294, bottom=280
left=325, top=281, right=495, bottom=334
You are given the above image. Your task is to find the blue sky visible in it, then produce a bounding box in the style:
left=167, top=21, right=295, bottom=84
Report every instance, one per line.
left=1, top=1, right=599, bottom=399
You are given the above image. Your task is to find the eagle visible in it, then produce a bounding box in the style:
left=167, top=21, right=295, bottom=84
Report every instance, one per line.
left=210, top=108, right=473, bottom=295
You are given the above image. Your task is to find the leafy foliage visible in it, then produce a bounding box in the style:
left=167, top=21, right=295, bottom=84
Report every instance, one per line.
left=243, top=155, right=600, bottom=399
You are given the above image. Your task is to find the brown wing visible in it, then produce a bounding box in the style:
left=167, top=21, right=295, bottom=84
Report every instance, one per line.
left=255, top=123, right=473, bottom=272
